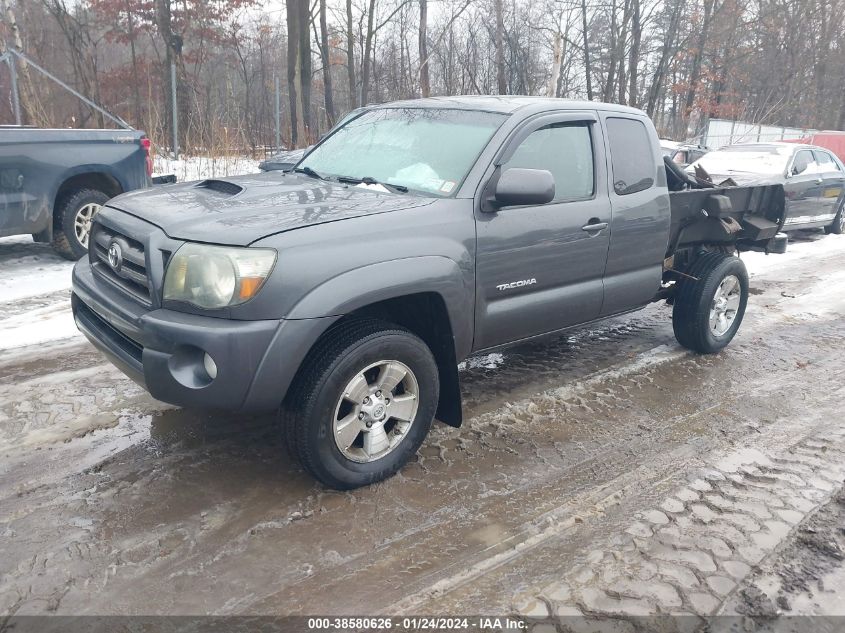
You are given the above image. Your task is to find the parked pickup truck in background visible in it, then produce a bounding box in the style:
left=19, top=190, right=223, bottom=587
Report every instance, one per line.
left=0, top=127, right=153, bottom=259
left=71, top=96, right=788, bottom=489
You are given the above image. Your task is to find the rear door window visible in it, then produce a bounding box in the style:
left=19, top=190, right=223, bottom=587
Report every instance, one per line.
left=814, top=150, right=841, bottom=172
left=605, top=117, right=656, bottom=195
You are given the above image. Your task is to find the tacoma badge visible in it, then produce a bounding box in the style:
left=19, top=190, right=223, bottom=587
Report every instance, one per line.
left=496, top=278, right=537, bottom=291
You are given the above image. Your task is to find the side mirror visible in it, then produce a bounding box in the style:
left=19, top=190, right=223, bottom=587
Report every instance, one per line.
left=792, top=163, right=806, bottom=176
left=493, top=168, right=555, bottom=207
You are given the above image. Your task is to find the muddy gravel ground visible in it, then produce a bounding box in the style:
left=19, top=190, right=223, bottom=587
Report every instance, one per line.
left=2, top=232, right=845, bottom=631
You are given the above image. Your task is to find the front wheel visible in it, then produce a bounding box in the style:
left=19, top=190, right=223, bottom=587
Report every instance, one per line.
left=283, top=318, right=439, bottom=489
left=672, top=252, right=749, bottom=354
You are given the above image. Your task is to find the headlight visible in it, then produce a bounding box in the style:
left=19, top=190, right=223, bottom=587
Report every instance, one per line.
left=163, top=243, right=277, bottom=309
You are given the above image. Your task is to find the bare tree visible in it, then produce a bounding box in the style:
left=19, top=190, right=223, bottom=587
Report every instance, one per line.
left=494, top=0, right=506, bottom=93
left=318, top=0, right=336, bottom=124
left=419, top=0, right=430, bottom=96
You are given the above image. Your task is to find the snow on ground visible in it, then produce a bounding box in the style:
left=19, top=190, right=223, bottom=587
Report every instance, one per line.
left=0, top=235, right=76, bottom=303
left=742, top=232, right=845, bottom=274
left=0, top=299, right=77, bottom=352
left=0, top=236, right=79, bottom=351
left=152, top=154, right=262, bottom=183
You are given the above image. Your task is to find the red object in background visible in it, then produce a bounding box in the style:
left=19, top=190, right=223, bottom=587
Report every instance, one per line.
left=784, top=131, right=845, bottom=163
left=140, top=137, right=153, bottom=177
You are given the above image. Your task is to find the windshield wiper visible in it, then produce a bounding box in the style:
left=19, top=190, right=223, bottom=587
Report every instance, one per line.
left=336, top=175, right=408, bottom=193
left=294, top=165, right=327, bottom=181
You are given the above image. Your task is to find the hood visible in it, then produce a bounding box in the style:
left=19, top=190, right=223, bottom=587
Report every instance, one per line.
left=108, top=172, right=436, bottom=245
left=706, top=173, right=781, bottom=187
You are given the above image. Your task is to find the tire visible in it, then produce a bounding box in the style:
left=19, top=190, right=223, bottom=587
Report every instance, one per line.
left=51, top=188, right=110, bottom=260
left=824, top=200, right=845, bottom=235
left=672, top=252, right=749, bottom=354
left=283, top=318, right=439, bottom=489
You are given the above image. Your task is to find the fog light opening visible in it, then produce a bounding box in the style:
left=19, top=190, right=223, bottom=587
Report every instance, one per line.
left=203, top=353, right=218, bottom=380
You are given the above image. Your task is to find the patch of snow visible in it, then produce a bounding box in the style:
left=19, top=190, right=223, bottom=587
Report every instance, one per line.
left=153, top=154, right=262, bottom=183
left=0, top=236, right=75, bottom=302
left=743, top=232, right=844, bottom=275
left=459, top=353, right=506, bottom=371
left=0, top=298, right=81, bottom=351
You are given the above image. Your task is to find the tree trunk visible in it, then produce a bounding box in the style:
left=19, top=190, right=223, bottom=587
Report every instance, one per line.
left=360, top=0, right=376, bottom=105
left=419, top=0, right=430, bottom=97
left=616, top=0, right=631, bottom=105
left=838, top=96, right=845, bottom=131
left=548, top=28, right=562, bottom=97
left=125, top=0, right=142, bottom=125
left=286, top=0, right=300, bottom=145
left=580, top=0, right=592, bottom=100
left=603, top=0, right=617, bottom=102
left=346, top=0, right=356, bottom=108
left=494, top=0, right=506, bottom=94
left=626, top=0, right=641, bottom=107
left=297, top=0, right=312, bottom=138
left=319, top=0, right=335, bottom=126
left=1, top=0, right=38, bottom=124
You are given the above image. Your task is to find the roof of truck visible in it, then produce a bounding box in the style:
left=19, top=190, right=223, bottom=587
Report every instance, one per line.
left=372, top=95, right=647, bottom=117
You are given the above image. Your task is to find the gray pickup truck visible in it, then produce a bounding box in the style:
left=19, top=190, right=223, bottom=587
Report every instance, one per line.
left=71, top=97, right=786, bottom=489
left=0, top=127, right=152, bottom=259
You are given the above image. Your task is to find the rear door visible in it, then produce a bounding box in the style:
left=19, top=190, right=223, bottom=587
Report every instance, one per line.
left=814, top=150, right=845, bottom=223
left=784, top=149, right=824, bottom=227
left=599, top=115, right=671, bottom=316
left=473, top=112, right=611, bottom=350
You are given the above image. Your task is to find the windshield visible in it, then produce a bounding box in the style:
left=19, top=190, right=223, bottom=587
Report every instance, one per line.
left=692, top=145, right=792, bottom=176
left=298, top=107, right=506, bottom=196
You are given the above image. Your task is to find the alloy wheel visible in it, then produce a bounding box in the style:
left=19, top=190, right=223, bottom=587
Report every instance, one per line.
left=332, top=360, right=419, bottom=463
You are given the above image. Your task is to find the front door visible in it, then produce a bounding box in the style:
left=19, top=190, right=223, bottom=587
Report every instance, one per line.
left=473, top=113, right=611, bottom=350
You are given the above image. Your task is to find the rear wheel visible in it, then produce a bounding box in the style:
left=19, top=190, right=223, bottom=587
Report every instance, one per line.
left=283, top=318, right=439, bottom=489
left=51, top=188, right=110, bottom=260
left=672, top=252, right=749, bottom=354
left=824, top=201, right=845, bottom=235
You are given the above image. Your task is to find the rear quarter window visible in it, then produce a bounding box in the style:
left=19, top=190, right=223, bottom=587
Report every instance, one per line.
left=606, top=117, right=656, bottom=195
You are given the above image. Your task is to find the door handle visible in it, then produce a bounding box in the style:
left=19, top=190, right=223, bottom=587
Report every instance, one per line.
left=816, top=178, right=824, bottom=185
left=581, top=220, right=608, bottom=232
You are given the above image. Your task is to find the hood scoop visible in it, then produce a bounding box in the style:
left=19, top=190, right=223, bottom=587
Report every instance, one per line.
left=196, top=179, right=244, bottom=196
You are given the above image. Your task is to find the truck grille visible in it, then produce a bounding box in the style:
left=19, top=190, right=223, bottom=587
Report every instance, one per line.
left=90, top=223, right=151, bottom=303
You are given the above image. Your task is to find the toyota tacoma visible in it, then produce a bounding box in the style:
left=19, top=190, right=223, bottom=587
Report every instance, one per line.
left=72, top=97, right=787, bottom=489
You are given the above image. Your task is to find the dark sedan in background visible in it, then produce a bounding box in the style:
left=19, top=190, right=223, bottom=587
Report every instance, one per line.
left=660, top=140, right=709, bottom=167
left=690, top=142, right=845, bottom=234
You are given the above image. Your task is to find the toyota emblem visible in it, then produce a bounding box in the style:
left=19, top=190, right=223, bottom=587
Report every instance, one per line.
left=107, top=241, right=123, bottom=272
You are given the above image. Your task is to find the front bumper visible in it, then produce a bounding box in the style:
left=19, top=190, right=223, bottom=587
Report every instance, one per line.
left=72, top=259, right=336, bottom=410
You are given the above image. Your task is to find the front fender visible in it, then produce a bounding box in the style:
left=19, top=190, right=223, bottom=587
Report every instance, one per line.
left=286, top=256, right=474, bottom=360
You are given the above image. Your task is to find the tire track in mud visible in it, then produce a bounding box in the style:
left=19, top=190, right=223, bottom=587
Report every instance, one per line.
left=503, top=419, right=845, bottom=624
